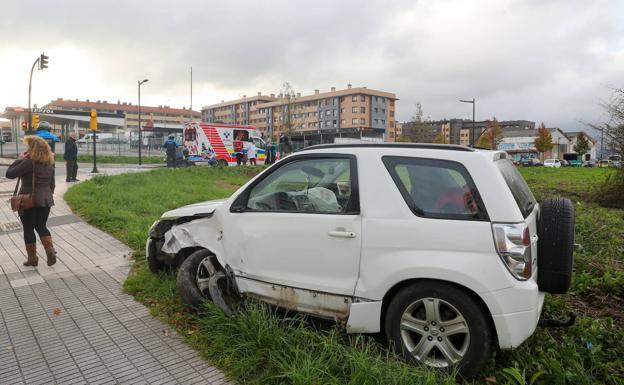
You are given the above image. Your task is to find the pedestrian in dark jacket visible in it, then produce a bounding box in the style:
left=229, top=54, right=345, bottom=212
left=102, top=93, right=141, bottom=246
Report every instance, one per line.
left=6, top=135, right=57, bottom=267
left=64, top=132, right=79, bottom=182
left=164, top=135, right=178, bottom=167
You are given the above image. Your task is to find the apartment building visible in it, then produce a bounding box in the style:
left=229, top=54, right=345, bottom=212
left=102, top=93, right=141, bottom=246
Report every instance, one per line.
left=201, top=85, right=398, bottom=143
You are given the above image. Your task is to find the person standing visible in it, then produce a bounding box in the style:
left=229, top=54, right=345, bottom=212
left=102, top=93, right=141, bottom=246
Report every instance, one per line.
left=245, top=140, right=257, bottom=165
left=264, top=139, right=273, bottom=164
left=35, top=121, right=60, bottom=153
left=64, top=132, right=79, bottom=182
left=163, top=135, right=178, bottom=168
left=6, top=136, right=57, bottom=267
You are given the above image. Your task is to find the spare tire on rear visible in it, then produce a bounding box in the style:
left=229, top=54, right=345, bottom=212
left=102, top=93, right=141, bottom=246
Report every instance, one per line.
left=537, top=197, right=575, bottom=294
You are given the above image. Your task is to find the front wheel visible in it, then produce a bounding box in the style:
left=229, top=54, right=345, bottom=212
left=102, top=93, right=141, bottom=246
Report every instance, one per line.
left=385, top=282, right=492, bottom=379
left=176, top=249, right=218, bottom=308
left=217, top=159, right=228, bottom=167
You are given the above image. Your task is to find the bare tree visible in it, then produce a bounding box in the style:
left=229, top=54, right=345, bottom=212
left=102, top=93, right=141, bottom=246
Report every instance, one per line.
left=601, top=89, right=624, bottom=159
left=401, top=102, right=438, bottom=143
left=590, top=88, right=624, bottom=208
left=280, top=82, right=306, bottom=139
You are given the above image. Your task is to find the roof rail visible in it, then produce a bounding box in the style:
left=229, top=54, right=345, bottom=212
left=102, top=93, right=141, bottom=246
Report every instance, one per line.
left=304, top=143, right=475, bottom=152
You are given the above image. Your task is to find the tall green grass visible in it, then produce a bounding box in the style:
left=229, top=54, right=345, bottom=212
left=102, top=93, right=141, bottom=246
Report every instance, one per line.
left=65, top=166, right=624, bottom=384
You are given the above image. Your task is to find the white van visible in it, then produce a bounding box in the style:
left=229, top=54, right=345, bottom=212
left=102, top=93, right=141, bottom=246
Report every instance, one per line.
left=77, top=133, right=114, bottom=144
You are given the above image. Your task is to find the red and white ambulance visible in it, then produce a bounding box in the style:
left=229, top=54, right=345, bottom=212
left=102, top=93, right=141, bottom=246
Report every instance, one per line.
left=183, top=122, right=266, bottom=166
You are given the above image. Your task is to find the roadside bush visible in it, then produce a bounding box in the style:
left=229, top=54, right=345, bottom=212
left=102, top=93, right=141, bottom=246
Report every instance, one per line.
left=592, top=170, right=624, bottom=209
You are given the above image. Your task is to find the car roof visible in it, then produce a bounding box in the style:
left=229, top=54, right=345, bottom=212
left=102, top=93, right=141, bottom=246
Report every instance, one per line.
left=306, top=143, right=475, bottom=152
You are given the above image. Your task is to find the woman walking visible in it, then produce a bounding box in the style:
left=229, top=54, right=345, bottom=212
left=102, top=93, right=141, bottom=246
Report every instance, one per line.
left=6, top=135, right=57, bottom=267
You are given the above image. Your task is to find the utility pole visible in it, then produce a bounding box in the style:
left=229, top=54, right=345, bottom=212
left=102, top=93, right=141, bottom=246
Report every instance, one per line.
left=190, top=66, right=193, bottom=122
left=90, top=109, right=99, bottom=173
left=138, top=79, right=149, bottom=165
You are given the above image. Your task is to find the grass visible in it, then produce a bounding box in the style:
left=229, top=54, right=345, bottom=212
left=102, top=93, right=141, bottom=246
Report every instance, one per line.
left=65, top=166, right=624, bottom=385
left=55, top=153, right=164, bottom=164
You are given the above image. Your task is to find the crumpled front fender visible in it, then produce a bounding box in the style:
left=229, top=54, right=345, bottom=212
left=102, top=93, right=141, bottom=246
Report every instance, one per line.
left=161, top=217, right=225, bottom=265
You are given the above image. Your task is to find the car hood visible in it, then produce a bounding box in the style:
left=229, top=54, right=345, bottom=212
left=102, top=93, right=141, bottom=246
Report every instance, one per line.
left=160, top=199, right=227, bottom=219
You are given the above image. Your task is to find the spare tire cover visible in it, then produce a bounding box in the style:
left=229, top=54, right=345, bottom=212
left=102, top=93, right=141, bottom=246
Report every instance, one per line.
left=537, top=197, right=575, bottom=294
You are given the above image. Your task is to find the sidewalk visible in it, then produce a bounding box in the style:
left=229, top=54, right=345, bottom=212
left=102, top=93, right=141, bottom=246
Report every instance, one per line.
left=0, top=172, right=231, bottom=384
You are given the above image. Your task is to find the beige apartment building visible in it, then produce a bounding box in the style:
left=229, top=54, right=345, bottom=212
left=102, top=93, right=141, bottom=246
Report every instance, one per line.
left=202, top=85, right=398, bottom=144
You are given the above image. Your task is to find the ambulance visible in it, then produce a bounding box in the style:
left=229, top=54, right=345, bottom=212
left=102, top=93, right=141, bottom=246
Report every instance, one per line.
left=183, top=122, right=266, bottom=166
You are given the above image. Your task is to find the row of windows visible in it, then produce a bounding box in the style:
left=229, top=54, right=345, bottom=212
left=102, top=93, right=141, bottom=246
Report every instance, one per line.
left=206, top=95, right=395, bottom=116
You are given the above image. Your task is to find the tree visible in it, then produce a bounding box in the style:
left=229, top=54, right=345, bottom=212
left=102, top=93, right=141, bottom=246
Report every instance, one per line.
left=534, top=122, right=553, bottom=160
left=591, top=89, right=624, bottom=208
left=396, top=134, right=412, bottom=143
left=401, top=102, right=437, bottom=143
left=433, top=132, right=446, bottom=144
left=278, top=81, right=305, bottom=140
left=477, top=117, right=503, bottom=150
left=573, top=132, right=591, bottom=157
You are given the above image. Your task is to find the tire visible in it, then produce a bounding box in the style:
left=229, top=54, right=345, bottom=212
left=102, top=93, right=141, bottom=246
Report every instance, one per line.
left=218, top=159, right=228, bottom=167
left=146, top=238, right=165, bottom=273
left=537, top=197, right=575, bottom=294
left=385, top=281, right=492, bottom=379
left=176, top=249, right=218, bottom=308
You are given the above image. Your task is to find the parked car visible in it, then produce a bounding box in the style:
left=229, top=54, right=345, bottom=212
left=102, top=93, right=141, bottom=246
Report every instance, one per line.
left=543, top=159, right=562, bottom=168
left=608, top=155, right=621, bottom=168
left=146, top=143, right=575, bottom=378
left=583, top=160, right=596, bottom=168
left=521, top=158, right=542, bottom=167
left=560, top=159, right=569, bottom=167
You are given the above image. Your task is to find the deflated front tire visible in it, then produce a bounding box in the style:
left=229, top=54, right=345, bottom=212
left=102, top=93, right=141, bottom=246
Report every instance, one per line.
left=176, top=249, right=217, bottom=308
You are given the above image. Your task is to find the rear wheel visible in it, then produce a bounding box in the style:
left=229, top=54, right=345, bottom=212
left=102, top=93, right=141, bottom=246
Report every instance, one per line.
left=385, top=282, right=492, bottom=379
left=176, top=249, right=218, bottom=308
left=218, top=159, right=228, bottom=167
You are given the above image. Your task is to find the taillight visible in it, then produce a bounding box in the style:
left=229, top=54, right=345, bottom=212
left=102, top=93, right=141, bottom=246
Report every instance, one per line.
left=492, top=223, right=533, bottom=280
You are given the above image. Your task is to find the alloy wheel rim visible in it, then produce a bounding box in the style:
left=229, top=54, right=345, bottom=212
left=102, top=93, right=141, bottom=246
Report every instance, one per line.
left=195, top=257, right=215, bottom=297
left=399, top=297, right=470, bottom=368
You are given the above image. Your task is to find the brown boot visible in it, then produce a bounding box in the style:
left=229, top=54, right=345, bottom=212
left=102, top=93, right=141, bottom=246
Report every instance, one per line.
left=41, top=236, right=57, bottom=266
left=24, top=243, right=38, bottom=267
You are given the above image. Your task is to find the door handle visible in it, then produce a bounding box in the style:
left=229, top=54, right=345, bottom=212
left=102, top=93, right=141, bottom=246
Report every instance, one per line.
left=328, top=231, right=357, bottom=238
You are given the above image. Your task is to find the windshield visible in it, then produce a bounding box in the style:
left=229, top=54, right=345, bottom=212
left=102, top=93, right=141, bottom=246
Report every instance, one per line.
left=495, top=159, right=536, bottom=218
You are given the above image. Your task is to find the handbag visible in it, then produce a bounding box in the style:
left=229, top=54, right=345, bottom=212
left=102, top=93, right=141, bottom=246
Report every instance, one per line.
left=10, top=164, right=35, bottom=212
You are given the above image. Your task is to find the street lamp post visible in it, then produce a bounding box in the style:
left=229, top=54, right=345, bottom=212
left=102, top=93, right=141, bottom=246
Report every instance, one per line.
left=138, top=79, right=149, bottom=165
left=460, top=98, right=476, bottom=146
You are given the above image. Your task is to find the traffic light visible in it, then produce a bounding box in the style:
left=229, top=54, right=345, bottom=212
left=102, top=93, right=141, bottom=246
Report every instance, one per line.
left=89, top=109, right=98, bottom=131
left=32, top=114, right=40, bottom=128
left=39, top=53, right=49, bottom=70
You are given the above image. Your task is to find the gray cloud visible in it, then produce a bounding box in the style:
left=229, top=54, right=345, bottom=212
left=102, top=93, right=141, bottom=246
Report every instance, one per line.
left=2, top=0, right=623, bottom=130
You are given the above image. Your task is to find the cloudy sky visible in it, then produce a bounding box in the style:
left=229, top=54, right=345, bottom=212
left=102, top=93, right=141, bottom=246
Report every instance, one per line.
left=1, top=0, right=623, bottom=130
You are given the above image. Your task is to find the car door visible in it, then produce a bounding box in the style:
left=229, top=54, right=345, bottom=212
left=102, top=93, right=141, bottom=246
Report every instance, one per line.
left=223, top=154, right=362, bottom=298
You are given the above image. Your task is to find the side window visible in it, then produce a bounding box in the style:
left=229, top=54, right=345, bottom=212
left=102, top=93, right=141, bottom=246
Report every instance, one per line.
left=246, top=158, right=357, bottom=214
left=252, top=137, right=265, bottom=149
left=383, top=156, right=488, bottom=220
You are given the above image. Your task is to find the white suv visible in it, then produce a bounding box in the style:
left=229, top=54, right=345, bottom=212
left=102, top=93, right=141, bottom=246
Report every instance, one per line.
left=146, top=144, right=575, bottom=377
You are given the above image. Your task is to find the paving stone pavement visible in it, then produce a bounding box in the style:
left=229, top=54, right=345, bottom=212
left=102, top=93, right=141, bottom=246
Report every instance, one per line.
left=0, top=170, right=232, bottom=384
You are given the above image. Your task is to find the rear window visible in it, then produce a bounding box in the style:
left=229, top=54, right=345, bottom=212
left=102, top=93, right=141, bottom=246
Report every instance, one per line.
left=495, top=159, right=536, bottom=217
left=383, top=156, right=488, bottom=221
